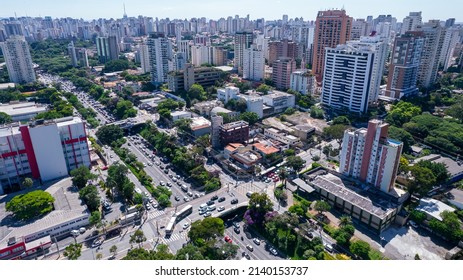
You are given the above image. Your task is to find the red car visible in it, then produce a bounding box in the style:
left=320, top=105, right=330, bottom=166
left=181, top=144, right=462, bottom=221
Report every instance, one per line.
left=224, top=236, right=232, bottom=243
left=273, top=177, right=279, bottom=182
left=101, top=166, right=108, bottom=171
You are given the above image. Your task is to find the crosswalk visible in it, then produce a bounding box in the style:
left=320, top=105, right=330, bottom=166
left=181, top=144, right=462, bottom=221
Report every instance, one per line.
left=147, top=209, right=166, bottom=220
left=158, top=231, right=189, bottom=244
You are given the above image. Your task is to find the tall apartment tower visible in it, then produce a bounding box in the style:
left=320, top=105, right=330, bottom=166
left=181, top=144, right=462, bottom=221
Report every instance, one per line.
left=233, top=31, right=253, bottom=75
left=211, top=114, right=224, bottom=148
left=272, top=57, right=297, bottom=90
left=148, top=32, right=170, bottom=84
left=139, top=44, right=151, bottom=73
left=268, top=39, right=298, bottom=66
left=312, top=10, right=353, bottom=82
left=78, top=48, right=89, bottom=68
left=212, top=47, right=227, bottom=66
left=322, top=43, right=376, bottom=113
left=416, top=20, right=445, bottom=88
left=400, top=12, right=422, bottom=34
left=178, top=40, right=191, bottom=62
left=243, top=45, right=265, bottom=81
left=96, top=36, right=119, bottom=63
left=191, top=45, right=213, bottom=67
left=339, top=119, right=403, bottom=193
left=68, top=41, right=78, bottom=67
left=439, top=28, right=461, bottom=71
left=384, top=32, right=424, bottom=100
left=1, top=36, right=36, bottom=84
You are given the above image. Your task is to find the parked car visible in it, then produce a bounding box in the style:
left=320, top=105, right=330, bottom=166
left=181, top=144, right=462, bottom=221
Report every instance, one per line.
left=207, top=200, right=215, bottom=206
left=231, top=198, right=239, bottom=204
left=211, top=195, right=218, bottom=201
left=217, top=206, right=225, bottom=212
left=203, top=212, right=212, bottom=217
left=183, top=222, right=190, bottom=229
left=218, top=197, right=226, bottom=202
left=224, top=236, right=232, bottom=243
left=246, top=244, right=254, bottom=251
left=269, top=247, right=278, bottom=256
left=253, top=238, right=261, bottom=245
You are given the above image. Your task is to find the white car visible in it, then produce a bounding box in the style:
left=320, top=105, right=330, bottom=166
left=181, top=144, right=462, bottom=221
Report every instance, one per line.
left=183, top=222, right=190, bottom=229
left=217, top=206, right=225, bottom=212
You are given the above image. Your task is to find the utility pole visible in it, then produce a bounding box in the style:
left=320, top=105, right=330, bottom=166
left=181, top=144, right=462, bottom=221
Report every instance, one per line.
left=53, top=236, right=60, bottom=257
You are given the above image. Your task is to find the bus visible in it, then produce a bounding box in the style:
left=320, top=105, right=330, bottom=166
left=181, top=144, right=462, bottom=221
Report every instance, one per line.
left=165, top=216, right=177, bottom=236
left=175, top=205, right=193, bottom=222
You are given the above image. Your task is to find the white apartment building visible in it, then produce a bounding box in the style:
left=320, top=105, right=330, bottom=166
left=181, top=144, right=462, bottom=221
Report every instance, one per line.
left=0, top=117, right=90, bottom=194
left=217, top=86, right=240, bottom=104
left=290, top=70, right=316, bottom=95
left=178, top=40, right=191, bottom=62
left=239, top=94, right=264, bottom=118
left=321, top=42, right=376, bottom=113
left=139, top=44, right=151, bottom=74
left=262, top=90, right=296, bottom=113
left=234, top=31, right=253, bottom=74
left=148, top=33, right=171, bottom=83
left=417, top=20, right=445, bottom=88
left=1, top=36, right=36, bottom=84
left=243, top=46, right=264, bottom=81
left=191, top=45, right=213, bottom=67
left=400, top=12, right=422, bottom=34
left=439, top=28, right=461, bottom=71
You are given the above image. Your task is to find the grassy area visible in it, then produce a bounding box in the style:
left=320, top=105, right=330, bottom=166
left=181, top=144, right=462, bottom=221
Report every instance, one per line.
left=368, top=249, right=388, bottom=260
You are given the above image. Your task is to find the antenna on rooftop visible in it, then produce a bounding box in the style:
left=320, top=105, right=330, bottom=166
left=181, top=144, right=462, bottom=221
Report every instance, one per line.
left=123, top=3, right=127, bottom=18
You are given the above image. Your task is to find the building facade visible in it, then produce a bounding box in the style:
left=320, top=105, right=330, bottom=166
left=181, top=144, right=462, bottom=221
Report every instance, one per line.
left=312, top=10, right=353, bottom=82
left=239, top=94, right=264, bottom=118
left=167, top=65, right=224, bottom=92
left=416, top=20, right=445, bottom=88
left=0, top=117, right=91, bottom=194
left=400, top=12, right=422, bottom=34
left=233, top=31, right=253, bottom=75
left=262, top=90, right=296, bottom=113
left=339, top=119, right=403, bottom=193
left=268, top=39, right=298, bottom=66
left=95, top=36, right=119, bottom=63
left=217, top=86, right=240, bottom=104
left=139, top=43, right=151, bottom=74
left=1, top=36, right=36, bottom=84
left=272, top=57, right=296, bottom=90
left=290, top=70, right=316, bottom=95
left=219, top=120, right=250, bottom=147
left=242, top=46, right=264, bottom=81
left=148, top=32, right=171, bottom=84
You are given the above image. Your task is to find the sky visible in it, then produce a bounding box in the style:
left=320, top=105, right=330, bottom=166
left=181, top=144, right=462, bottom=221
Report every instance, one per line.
left=0, top=0, right=461, bottom=22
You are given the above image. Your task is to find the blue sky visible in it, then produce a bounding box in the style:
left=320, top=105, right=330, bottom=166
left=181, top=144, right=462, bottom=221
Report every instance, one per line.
left=0, top=0, right=460, bottom=22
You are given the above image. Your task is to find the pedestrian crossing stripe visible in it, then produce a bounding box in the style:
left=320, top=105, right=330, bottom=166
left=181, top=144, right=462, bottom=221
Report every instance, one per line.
left=148, top=210, right=165, bottom=219
left=158, top=232, right=188, bottom=243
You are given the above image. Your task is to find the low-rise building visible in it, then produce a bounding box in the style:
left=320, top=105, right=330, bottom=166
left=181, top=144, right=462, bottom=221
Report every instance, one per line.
left=217, top=86, right=240, bottom=104
left=414, top=154, right=463, bottom=183
left=171, top=111, right=192, bottom=121
left=264, top=127, right=301, bottom=146
left=224, top=143, right=262, bottom=170
left=290, top=70, right=316, bottom=95
left=193, top=100, right=223, bottom=116
left=210, top=107, right=240, bottom=119
left=0, top=102, right=48, bottom=122
left=190, top=117, right=211, bottom=137
left=415, top=198, right=455, bottom=221
left=219, top=120, right=249, bottom=147
left=167, top=65, right=224, bottom=92
left=239, top=94, right=264, bottom=118
left=262, top=90, right=296, bottom=113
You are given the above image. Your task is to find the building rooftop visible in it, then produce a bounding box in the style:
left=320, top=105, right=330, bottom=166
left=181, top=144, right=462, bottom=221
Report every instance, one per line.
left=310, top=173, right=397, bottom=219
left=252, top=142, right=279, bottom=155
left=415, top=154, right=463, bottom=178
left=171, top=111, right=191, bottom=117
left=264, top=90, right=293, bottom=98
left=0, top=102, right=48, bottom=118
left=416, top=198, right=455, bottom=221
left=190, top=117, right=211, bottom=130
left=221, top=120, right=249, bottom=130
left=210, top=107, right=233, bottom=115
left=0, top=83, right=15, bottom=90
left=231, top=150, right=262, bottom=165
left=292, top=178, right=315, bottom=193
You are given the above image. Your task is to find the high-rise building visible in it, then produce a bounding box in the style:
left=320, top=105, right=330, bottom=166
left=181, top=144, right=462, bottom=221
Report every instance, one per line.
left=68, top=41, right=78, bottom=67
left=139, top=44, right=151, bottom=73
left=169, top=52, right=186, bottom=72
left=178, top=40, right=191, bottom=62
left=212, top=47, right=227, bottom=66
left=4, top=22, right=23, bottom=37
left=312, top=10, right=353, bottom=82
left=439, top=28, right=461, bottom=71
left=1, top=36, right=36, bottom=84
left=321, top=43, right=376, bottom=113
left=384, top=32, right=424, bottom=100
left=351, top=19, right=369, bottom=40
left=148, top=32, right=170, bottom=84
left=290, top=70, right=316, bottom=95
left=416, top=20, right=445, bottom=88
left=95, top=36, right=120, bottom=63
left=233, top=31, right=253, bottom=74
left=400, top=12, right=422, bottom=34
left=445, top=18, right=456, bottom=28
left=78, top=48, right=89, bottom=68
left=243, top=45, right=264, bottom=81
left=339, top=119, right=403, bottom=193
left=191, top=45, right=213, bottom=67
left=268, top=39, right=298, bottom=66
left=211, top=114, right=224, bottom=148
left=0, top=117, right=91, bottom=195
left=272, top=57, right=296, bottom=90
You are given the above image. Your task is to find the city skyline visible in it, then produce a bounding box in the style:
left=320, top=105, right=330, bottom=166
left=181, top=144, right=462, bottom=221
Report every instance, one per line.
left=0, top=0, right=461, bottom=22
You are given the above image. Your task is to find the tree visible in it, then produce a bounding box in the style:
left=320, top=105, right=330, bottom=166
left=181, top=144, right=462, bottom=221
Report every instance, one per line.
left=130, top=229, right=147, bottom=248
left=415, top=160, right=450, bottom=185
left=284, top=149, right=295, bottom=157
left=175, top=244, right=204, bottom=260
left=79, top=185, right=100, bottom=212
left=187, top=84, right=207, bottom=101
left=106, top=162, right=133, bottom=201
left=314, top=200, right=331, bottom=216
left=310, top=105, right=324, bottom=119
left=286, top=155, right=306, bottom=171
left=103, top=59, right=130, bottom=72
left=110, top=245, right=118, bottom=257
left=89, top=211, right=101, bottom=227
left=114, top=99, right=137, bottom=119
left=323, top=124, right=347, bottom=143
left=339, top=215, right=353, bottom=228
left=240, top=112, right=259, bottom=125
left=349, top=240, right=371, bottom=259
left=22, top=177, right=33, bottom=188
left=96, top=125, right=124, bottom=146
left=408, top=165, right=437, bottom=196
left=6, top=190, right=55, bottom=220
left=399, top=156, right=410, bottom=173
left=0, top=112, right=12, bottom=124
left=385, top=101, right=421, bottom=127
left=188, top=217, right=225, bottom=243
left=96, top=253, right=103, bottom=260
left=70, top=166, right=96, bottom=189
left=256, top=84, right=272, bottom=94
left=245, top=193, right=274, bottom=226
left=332, top=116, right=351, bottom=125
left=63, top=243, right=82, bottom=260
left=387, top=126, right=415, bottom=152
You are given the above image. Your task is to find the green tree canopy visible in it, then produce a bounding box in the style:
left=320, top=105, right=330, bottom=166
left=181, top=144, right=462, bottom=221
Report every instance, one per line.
left=256, top=84, right=272, bottom=94
left=314, top=200, right=331, bottom=215
left=22, top=177, right=33, bottom=188
left=0, top=112, right=12, bottom=124
left=103, top=59, right=131, bottom=72
left=63, top=243, right=82, bottom=260
left=188, top=217, right=225, bottom=244
left=187, top=84, right=207, bottom=101
left=349, top=240, right=371, bottom=259
left=79, top=185, right=101, bottom=212
left=323, top=124, right=347, bottom=143
left=130, top=229, right=147, bottom=248
left=239, top=112, right=259, bottom=125
left=408, top=165, right=437, bottom=196
left=89, top=211, right=101, bottom=227
left=114, top=99, right=137, bottom=119
left=286, top=155, right=306, bottom=171
left=6, top=190, right=55, bottom=220
left=387, top=126, right=415, bottom=152
left=70, top=166, right=96, bottom=189
left=385, top=101, right=421, bottom=127
left=96, top=125, right=124, bottom=146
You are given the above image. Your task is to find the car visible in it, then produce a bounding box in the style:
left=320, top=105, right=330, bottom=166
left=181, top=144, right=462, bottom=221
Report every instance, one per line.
left=324, top=243, right=334, bottom=253
left=164, top=169, right=169, bottom=174
left=273, top=177, right=279, bottom=182
left=224, top=236, right=232, bottom=243
left=199, top=208, right=207, bottom=215
left=269, top=247, right=278, bottom=256
left=211, top=195, right=218, bottom=201
left=184, top=197, right=190, bottom=202
left=79, top=227, right=86, bottom=234
left=151, top=202, right=158, bottom=208
left=176, top=175, right=181, bottom=179
left=218, top=197, right=226, bottom=202
left=203, top=212, right=212, bottom=217
left=231, top=198, right=239, bottom=204
left=172, top=177, right=177, bottom=182
left=409, top=220, right=418, bottom=228
left=307, top=232, right=314, bottom=238
left=233, top=222, right=240, bottom=229
left=194, top=193, right=200, bottom=198
left=246, top=191, right=254, bottom=198
left=174, top=196, right=180, bottom=201
left=148, top=162, right=153, bottom=166
left=71, top=230, right=80, bottom=237
left=187, top=192, right=193, bottom=197
left=168, top=174, right=173, bottom=178
left=242, top=252, right=251, bottom=260
left=167, top=182, right=172, bottom=187
left=148, top=198, right=154, bottom=203
left=183, top=222, right=190, bottom=229
left=144, top=191, right=149, bottom=197
left=207, top=205, right=216, bottom=211
left=92, top=238, right=103, bottom=248
left=101, top=166, right=108, bottom=171
left=217, top=206, right=225, bottom=212
left=160, top=181, right=165, bottom=186
left=246, top=245, right=254, bottom=251
left=253, top=238, right=260, bottom=245
left=234, top=227, right=241, bottom=234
